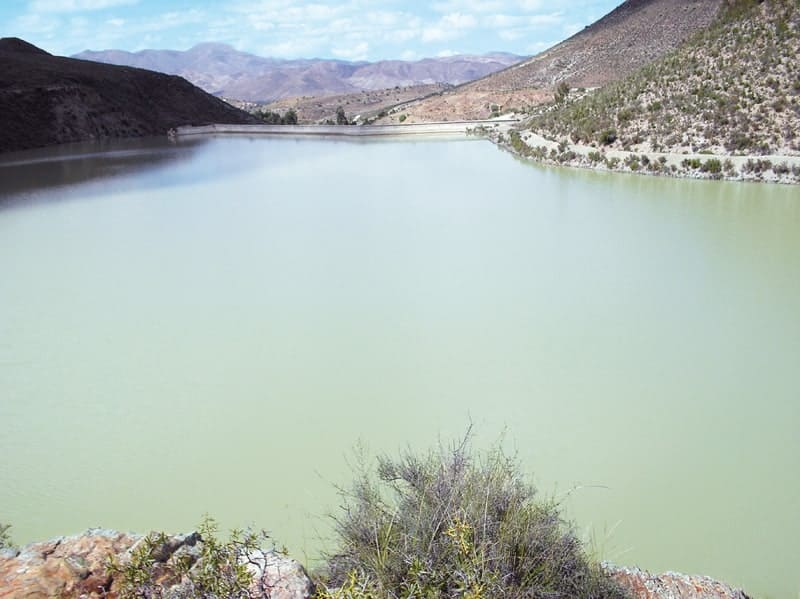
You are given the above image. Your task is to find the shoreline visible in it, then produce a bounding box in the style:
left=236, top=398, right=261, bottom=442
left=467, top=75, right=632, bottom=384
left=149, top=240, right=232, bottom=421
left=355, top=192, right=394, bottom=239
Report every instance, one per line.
left=479, top=126, right=800, bottom=185
left=177, top=122, right=800, bottom=185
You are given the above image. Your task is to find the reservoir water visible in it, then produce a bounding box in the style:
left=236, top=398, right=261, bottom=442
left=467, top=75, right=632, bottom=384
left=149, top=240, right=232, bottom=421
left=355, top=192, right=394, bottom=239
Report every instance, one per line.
left=0, top=136, right=798, bottom=598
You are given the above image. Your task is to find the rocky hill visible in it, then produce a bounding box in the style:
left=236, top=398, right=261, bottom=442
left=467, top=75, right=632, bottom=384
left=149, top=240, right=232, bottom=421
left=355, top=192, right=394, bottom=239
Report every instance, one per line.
left=74, top=44, right=523, bottom=102
left=376, top=0, right=724, bottom=122
left=0, top=38, right=258, bottom=154
left=530, top=0, right=800, bottom=158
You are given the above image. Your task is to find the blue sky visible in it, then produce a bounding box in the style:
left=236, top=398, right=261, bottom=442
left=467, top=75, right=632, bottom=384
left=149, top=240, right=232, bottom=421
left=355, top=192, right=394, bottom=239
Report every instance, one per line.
left=0, top=0, right=620, bottom=61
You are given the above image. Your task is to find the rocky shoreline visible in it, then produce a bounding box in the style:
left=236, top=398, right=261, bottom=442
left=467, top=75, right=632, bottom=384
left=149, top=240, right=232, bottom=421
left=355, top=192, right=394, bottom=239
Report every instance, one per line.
left=475, top=125, right=800, bottom=185
left=0, top=529, right=751, bottom=599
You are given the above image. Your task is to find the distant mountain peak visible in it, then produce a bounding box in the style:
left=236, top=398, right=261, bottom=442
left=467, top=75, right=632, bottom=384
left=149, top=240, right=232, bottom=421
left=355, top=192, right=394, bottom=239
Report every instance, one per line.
left=186, top=42, right=237, bottom=52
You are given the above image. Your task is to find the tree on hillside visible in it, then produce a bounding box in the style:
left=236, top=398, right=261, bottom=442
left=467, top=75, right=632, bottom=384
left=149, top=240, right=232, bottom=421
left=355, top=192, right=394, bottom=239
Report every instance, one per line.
left=335, top=106, right=348, bottom=125
left=555, top=81, right=570, bottom=103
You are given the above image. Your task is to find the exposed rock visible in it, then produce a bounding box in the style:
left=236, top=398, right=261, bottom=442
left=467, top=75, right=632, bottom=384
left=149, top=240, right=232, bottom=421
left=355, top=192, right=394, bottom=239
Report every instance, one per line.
left=0, top=529, right=139, bottom=599
left=605, top=564, right=752, bottom=599
left=243, top=549, right=315, bottom=599
left=0, top=529, right=313, bottom=599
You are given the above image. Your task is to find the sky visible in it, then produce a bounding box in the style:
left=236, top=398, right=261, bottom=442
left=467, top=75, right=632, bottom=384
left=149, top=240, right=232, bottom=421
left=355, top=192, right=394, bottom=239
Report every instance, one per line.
left=0, top=0, right=620, bottom=61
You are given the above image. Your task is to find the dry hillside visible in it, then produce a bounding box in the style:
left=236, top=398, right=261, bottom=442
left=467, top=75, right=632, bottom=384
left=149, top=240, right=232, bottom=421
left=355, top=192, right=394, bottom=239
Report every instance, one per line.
left=530, top=0, right=800, bottom=158
left=258, top=84, right=449, bottom=124
left=377, top=0, right=723, bottom=122
left=0, top=38, right=258, bottom=154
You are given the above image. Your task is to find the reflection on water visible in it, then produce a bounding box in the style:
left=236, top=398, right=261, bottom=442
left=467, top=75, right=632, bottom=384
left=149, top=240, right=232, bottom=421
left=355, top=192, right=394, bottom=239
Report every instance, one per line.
left=0, top=136, right=798, bottom=599
left=0, top=137, right=211, bottom=206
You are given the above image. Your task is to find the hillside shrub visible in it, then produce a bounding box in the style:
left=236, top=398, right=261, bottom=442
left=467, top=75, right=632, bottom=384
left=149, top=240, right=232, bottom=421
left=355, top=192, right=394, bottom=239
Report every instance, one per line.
left=598, top=129, right=617, bottom=145
left=700, top=158, right=723, bottom=174
left=255, top=109, right=298, bottom=125
left=315, top=438, right=628, bottom=599
left=108, top=516, right=267, bottom=599
left=555, top=82, right=570, bottom=103
left=0, top=523, right=14, bottom=550
left=682, top=158, right=703, bottom=169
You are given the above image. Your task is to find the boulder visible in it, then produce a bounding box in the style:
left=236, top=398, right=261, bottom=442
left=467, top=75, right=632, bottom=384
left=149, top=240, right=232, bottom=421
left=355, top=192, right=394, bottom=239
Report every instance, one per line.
left=243, top=549, right=315, bottom=599
left=0, top=529, right=139, bottom=599
left=0, top=529, right=313, bottom=599
left=604, top=564, right=752, bottom=599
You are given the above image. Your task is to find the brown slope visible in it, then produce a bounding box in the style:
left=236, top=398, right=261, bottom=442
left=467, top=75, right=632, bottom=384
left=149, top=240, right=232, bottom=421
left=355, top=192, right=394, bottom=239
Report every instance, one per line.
left=0, top=38, right=258, bottom=154
left=381, top=0, right=724, bottom=122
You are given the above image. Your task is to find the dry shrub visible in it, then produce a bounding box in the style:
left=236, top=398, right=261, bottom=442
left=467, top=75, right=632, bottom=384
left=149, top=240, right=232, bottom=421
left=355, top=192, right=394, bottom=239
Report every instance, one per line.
left=316, top=436, right=628, bottom=599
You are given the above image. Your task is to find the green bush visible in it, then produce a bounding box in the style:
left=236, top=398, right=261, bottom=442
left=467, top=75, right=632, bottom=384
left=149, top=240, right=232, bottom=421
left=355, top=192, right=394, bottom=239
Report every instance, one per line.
left=682, top=158, right=703, bottom=170
left=0, top=523, right=14, bottom=550
left=255, top=109, right=298, bottom=125
left=315, top=438, right=628, bottom=599
left=700, top=159, right=723, bottom=174
left=598, top=129, right=617, bottom=145
left=555, top=82, right=570, bottom=104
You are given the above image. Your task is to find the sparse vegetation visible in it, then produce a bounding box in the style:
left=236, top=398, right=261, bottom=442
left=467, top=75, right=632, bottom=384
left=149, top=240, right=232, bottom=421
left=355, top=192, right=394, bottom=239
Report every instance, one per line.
left=254, top=108, right=298, bottom=125
left=555, top=81, right=570, bottom=104
left=336, top=106, right=350, bottom=125
left=0, top=523, right=15, bottom=551
left=108, top=516, right=267, bottom=599
left=529, top=0, right=800, bottom=160
left=313, top=436, right=628, bottom=599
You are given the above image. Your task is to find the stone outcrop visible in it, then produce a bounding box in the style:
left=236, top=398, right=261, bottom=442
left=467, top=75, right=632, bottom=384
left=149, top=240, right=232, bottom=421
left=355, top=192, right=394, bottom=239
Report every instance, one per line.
left=605, top=564, right=752, bottom=599
left=0, top=529, right=133, bottom=598
left=0, top=529, right=313, bottom=599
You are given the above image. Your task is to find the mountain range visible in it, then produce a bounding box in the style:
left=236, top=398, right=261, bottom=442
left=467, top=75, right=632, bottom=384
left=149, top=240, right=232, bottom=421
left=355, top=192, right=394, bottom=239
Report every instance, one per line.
left=73, top=44, right=524, bottom=103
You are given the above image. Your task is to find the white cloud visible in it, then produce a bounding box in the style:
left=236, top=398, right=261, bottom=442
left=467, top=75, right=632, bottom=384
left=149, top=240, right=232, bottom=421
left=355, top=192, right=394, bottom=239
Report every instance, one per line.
left=332, top=41, right=369, bottom=61
left=499, top=29, right=524, bottom=41
left=442, top=12, right=478, bottom=29
left=28, top=0, right=137, bottom=12
left=14, top=13, right=61, bottom=35
left=432, top=0, right=507, bottom=13
left=386, top=27, right=420, bottom=43
left=422, top=12, right=476, bottom=43
left=517, top=0, right=545, bottom=10
left=11, top=0, right=610, bottom=61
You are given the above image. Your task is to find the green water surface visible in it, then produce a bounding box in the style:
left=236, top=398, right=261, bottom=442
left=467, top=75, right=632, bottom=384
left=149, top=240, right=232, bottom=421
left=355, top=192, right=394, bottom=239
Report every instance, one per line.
left=0, top=136, right=798, bottom=597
